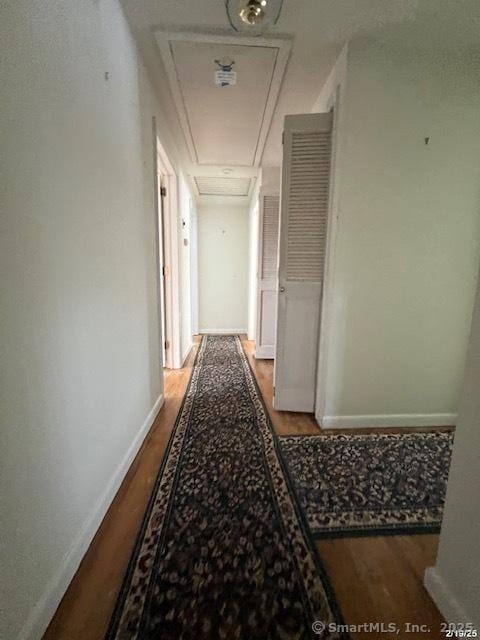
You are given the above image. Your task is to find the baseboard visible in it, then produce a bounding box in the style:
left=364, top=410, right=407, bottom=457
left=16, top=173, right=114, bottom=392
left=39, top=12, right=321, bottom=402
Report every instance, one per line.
left=181, top=342, right=193, bottom=366
left=199, top=328, right=247, bottom=335
left=321, top=413, right=457, bottom=429
left=273, top=388, right=315, bottom=413
left=19, top=393, right=164, bottom=640
left=255, top=345, right=274, bottom=359
left=424, top=568, right=478, bottom=627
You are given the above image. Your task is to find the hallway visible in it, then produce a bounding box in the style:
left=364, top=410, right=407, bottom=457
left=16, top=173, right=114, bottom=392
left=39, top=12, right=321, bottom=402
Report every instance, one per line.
left=44, top=336, right=444, bottom=640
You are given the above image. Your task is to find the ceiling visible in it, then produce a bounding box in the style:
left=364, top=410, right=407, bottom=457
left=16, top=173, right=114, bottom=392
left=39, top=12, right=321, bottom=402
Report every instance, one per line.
left=120, top=0, right=480, bottom=202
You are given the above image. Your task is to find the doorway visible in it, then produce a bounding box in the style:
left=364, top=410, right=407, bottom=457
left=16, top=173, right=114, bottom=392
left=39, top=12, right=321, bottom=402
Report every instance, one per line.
left=157, top=173, right=167, bottom=367
left=153, top=118, right=182, bottom=370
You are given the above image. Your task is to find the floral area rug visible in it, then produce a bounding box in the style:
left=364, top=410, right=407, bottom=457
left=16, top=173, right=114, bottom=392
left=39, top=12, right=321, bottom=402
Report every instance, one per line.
left=279, top=431, right=454, bottom=538
left=106, top=335, right=346, bottom=639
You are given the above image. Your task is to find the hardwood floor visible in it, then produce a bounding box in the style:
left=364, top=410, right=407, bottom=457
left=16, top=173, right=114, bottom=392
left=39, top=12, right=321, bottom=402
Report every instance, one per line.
left=43, top=336, right=444, bottom=640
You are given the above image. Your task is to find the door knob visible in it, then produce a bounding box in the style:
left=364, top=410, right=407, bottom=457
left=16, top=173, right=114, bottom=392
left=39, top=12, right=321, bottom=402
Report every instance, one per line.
left=279, top=286, right=285, bottom=293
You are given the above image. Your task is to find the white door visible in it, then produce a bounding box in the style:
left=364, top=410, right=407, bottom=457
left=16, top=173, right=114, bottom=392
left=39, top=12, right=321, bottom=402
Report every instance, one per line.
left=273, top=112, right=333, bottom=412
left=255, top=191, right=280, bottom=359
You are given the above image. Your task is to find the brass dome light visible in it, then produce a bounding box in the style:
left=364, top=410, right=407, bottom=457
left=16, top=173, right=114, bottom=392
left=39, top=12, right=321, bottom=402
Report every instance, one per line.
left=226, top=0, right=283, bottom=34
left=239, top=0, right=266, bottom=26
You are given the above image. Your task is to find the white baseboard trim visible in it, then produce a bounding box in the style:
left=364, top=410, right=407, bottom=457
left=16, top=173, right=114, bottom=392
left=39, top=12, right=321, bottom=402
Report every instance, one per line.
left=19, top=393, right=164, bottom=640
left=199, top=328, right=247, bottom=335
left=255, top=346, right=274, bottom=359
left=320, top=413, right=457, bottom=429
left=181, top=342, right=193, bottom=366
left=424, top=568, right=477, bottom=627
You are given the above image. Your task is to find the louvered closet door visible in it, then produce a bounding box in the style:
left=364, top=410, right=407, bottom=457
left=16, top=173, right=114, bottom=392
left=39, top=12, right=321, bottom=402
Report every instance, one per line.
left=273, top=113, right=333, bottom=411
left=255, top=191, right=280, bottom=359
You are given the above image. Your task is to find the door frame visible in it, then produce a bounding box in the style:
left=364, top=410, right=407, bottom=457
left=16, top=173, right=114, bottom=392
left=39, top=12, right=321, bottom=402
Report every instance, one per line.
left=255, top=188, right=279, bottom=359
left=314, top=88, right=342, bottom=423
left=153, top=117, right=182, bottom=370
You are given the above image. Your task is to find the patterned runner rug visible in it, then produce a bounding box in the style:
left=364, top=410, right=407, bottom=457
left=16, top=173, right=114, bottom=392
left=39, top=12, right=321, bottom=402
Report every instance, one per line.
left=107, top=335, right=345, bottom=640
left=280, top=431, right=454, bottom=538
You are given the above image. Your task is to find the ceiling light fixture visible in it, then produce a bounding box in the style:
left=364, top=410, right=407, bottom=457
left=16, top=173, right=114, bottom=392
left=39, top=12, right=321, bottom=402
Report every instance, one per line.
left=240, top=0, right=265, bottom=26
left=226, top=0, right=283, bottom=35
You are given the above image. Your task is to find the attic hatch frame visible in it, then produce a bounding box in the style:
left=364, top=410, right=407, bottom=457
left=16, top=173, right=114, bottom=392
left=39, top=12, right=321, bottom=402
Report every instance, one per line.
left=154, top=30, right=292, bottom=168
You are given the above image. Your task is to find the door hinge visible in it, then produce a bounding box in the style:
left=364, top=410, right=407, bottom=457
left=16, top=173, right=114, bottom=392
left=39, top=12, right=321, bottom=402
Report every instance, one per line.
left=273, top=386, right=275, bottom=398
left=165, top=340, right=170, bottom=350
left=162, top=265, right=170, bottom=277
left=160, top=186, right=167, bottom=197
left=281, top=132, right=284, bottom=145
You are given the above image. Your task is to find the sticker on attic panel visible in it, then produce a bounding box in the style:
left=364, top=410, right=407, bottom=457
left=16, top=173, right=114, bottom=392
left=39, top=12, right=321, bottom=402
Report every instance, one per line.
left=214, top=60, right=236, bottom=87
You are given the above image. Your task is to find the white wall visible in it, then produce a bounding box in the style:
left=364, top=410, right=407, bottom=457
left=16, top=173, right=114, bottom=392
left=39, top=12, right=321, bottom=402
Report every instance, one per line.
left=425, top=268, right=480, bottom=629
left=317, top=39, right=480, bottom=427
left=0, top=1, right=192, bottom=638
left=312, top=44, right=348, bottom=114
left=198, top=203, right=249, bottom=333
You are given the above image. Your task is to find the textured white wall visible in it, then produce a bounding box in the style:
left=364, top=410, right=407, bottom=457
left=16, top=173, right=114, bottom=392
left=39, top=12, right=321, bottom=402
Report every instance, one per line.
left=425, top=268, right=480, bottom=628
left=198, top=203, right=249, bottom=333
left=312, top=44, right=347, bottom=114
left=0, top=0, right=190, bottom=637
left=319, top=39, right=480, bottom=425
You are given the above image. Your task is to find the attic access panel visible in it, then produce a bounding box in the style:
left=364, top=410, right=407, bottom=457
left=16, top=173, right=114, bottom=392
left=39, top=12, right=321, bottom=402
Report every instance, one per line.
left=194, top=176, right=252, bottom=196
left=155, top=32, right=291, bottom=168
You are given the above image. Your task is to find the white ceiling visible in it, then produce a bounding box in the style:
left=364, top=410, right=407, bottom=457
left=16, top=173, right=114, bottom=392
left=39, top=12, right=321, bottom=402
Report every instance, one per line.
left=120, top=0, right=480, bottom=201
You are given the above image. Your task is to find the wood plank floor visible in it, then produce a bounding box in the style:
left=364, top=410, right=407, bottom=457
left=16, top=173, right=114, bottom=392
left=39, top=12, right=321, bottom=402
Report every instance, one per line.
left=44, top=336, right=445, bottom=640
